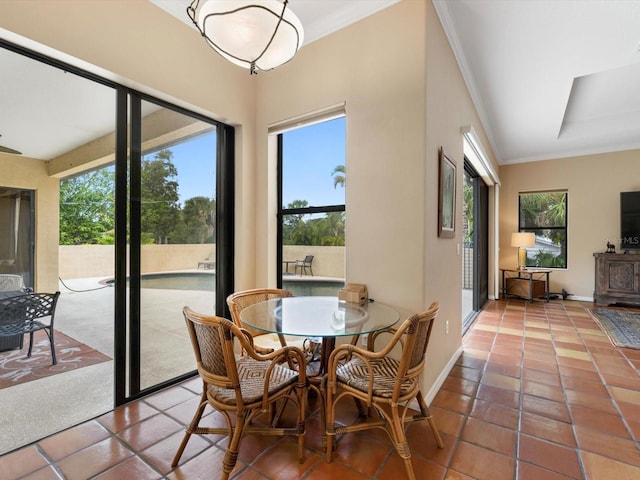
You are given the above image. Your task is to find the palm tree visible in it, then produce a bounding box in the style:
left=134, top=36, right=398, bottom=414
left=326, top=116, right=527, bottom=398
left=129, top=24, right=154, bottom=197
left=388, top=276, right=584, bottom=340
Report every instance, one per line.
left=332, top=165, right=345, bottom=189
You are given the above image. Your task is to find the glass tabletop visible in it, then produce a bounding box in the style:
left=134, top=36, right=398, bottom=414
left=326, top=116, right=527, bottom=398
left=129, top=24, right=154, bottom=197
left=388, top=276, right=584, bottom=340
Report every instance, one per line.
left=239, top=296, right=400, bottom=338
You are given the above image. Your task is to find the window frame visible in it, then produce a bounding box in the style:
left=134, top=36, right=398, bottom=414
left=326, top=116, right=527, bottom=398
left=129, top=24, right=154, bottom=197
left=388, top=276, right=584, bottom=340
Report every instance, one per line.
left=518, top=190, right=568, bottom=269
left=275, top=116, right=346, bottom=285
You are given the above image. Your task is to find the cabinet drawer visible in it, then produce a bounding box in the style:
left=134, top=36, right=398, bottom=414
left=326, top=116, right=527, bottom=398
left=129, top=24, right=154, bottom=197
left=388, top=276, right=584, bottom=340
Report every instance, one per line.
left=506, top=278, right=546, bottom=299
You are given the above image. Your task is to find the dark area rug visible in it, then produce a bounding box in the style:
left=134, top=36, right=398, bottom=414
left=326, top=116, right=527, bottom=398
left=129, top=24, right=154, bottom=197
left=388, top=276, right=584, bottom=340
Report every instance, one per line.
left=0, top=329, right=111, bottom=389
left=591, top=309, right=640, bottom=350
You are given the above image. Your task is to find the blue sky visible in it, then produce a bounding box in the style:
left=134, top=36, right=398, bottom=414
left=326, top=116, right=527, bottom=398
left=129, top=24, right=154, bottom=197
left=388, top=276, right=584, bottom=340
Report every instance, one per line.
left=149, top=131, right=217, bottom=205
left=158, top=116, right=346, bottom=207
left=282, top=116, right=346, bottom=207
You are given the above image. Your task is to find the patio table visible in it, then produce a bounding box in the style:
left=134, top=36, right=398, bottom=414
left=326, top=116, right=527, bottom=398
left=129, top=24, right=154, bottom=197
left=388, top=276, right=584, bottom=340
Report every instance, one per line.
left=282, top=260, right=297, bottom=274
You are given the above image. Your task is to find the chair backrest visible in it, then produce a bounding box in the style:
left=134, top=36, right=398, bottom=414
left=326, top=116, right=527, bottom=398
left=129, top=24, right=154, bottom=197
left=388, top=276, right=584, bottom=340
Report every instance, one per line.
left=182, top=307, right=239, bottom=389
left=0, top=274, right=24, bottom=292
left=0, top=292, right=60, bottom=332
left=397, top=301, right=439, bottom=380
left=226, top=288, right=293, bottom=338
left=304, top=255, right=314, bottom=264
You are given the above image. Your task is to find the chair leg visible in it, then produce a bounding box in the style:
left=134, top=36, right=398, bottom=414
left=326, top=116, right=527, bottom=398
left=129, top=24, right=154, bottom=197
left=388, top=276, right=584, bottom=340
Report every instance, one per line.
left=172, top=392, right=208, bottom=467
left=416, top=392, right=444, bottom=448
left=296, top=383, right=307, bottom=463
left=27, top=331, right=35, bottom=358
left=47, top=328, right=57, bottom=365
left=325, top=386, right=335, bottom=462
left=388, top=405, right=416, bottom=480
left=223, top=412, right=248, bottom=480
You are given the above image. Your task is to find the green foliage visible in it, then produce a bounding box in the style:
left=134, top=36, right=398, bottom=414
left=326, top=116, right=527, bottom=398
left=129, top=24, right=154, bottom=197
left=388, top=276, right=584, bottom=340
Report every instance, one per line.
left=59, top=169, right=115, bottom=245
left=96, top=230, right=155, bottom=245
left=59, top=149, right=216, bottom=246
left=282, top=204, right=345, bottom=246
left=463, top=179, right=474, bottom=243
left=141, top=150, right=180, bottom=244
left=531, top=250, right=566, bottom=268
left=520, top=192, right=567, bottom=268
left=519, top=192, right=566, bottom=228
left=171, top=196, right=216, bottom=244
left=332, top=165, right=345, bottom=189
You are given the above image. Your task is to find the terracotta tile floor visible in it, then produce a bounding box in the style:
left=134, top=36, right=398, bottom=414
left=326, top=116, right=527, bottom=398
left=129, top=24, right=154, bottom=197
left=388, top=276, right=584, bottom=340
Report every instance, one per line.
left=2, top=299, right=640, bottom=479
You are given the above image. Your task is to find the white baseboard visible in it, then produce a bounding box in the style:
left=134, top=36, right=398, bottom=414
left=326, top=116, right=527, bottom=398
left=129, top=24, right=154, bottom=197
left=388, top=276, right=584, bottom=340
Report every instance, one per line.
left=409, top=345, right=463, bottom=411
left=423, top=345, right=463, bottom=405
left=566, top=295, right=592, bottom=302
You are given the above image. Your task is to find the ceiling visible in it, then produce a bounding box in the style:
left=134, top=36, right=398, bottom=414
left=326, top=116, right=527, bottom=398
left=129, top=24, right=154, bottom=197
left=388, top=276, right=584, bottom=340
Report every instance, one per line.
left=433, top=0, right=640, bottom=164
left=0, top=0, right=400, bottom=161
left=2, top=1, right=639, bottom=165
left=150, top=0, right=402, bottom=47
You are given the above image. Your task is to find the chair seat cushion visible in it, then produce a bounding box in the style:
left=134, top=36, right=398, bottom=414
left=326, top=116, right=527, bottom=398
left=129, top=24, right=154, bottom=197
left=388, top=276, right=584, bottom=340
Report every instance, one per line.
left=336, top=356, right=413, bottom=398
left=209, top=356, right=299, bottom=405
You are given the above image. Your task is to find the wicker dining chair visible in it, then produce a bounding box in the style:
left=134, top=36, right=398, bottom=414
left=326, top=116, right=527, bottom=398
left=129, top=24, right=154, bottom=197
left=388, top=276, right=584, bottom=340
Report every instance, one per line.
left=172, top=307, right=307, bottom=480
left=227, top=288, right=305, bottom=354
left=325, top=302, right=444, bottom=480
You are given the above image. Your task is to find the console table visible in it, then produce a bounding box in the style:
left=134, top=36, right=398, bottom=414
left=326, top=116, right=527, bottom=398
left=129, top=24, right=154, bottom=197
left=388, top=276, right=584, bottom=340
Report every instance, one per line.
left=500, top=268, right=552, bottom=302
left=593, top=253, right=640, bottom=306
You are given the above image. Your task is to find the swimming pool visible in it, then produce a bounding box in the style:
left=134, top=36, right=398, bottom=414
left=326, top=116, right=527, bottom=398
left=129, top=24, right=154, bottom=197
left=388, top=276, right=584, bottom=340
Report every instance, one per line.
left=110, top=272, right=344, bottom=297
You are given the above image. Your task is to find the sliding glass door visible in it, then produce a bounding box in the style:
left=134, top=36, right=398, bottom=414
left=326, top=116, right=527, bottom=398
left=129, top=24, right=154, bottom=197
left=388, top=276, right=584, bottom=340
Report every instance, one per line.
left=115, top=93, right=234, bottom=402
left=462, top=160, right=488, bottom=333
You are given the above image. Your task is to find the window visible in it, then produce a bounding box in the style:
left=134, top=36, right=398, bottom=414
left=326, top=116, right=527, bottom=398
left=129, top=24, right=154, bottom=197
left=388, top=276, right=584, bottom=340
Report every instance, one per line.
left=277, top=116, right=346, bottom=294
left=518, top=191, right=567, bottom=268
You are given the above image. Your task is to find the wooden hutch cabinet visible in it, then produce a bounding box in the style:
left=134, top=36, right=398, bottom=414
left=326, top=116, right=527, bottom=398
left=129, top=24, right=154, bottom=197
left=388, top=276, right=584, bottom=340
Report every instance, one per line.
left=593, top=253, right=640, bottom=307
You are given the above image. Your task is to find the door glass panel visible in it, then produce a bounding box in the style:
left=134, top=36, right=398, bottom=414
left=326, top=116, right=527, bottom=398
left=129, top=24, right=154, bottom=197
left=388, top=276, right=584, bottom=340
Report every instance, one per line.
left=0, top=188, right=33, bottom=287
left=462, top=170, right=474, bottom=324
left=139, top=102, right=217, bottom=389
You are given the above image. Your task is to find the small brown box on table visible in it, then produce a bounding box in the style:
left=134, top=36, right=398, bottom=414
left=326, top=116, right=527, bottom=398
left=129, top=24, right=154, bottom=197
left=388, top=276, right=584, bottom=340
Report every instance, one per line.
left=338, top=284, right=368, bottom=305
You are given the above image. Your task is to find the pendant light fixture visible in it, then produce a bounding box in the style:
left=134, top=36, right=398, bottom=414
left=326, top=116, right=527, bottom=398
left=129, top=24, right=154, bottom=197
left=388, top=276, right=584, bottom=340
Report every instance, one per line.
left=187, top=0, right=304, bottom=75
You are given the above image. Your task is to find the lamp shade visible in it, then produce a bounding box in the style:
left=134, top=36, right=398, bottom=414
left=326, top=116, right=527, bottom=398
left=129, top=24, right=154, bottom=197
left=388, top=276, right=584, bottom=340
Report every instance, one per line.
left=188, top=0, right=304, bottom=74
left=511, top=232, right=535, bottom=248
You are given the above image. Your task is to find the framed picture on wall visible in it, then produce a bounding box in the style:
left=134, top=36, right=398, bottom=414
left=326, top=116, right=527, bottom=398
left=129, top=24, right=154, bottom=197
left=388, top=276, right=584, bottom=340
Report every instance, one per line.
left=438, top=147, right=456, bottom=238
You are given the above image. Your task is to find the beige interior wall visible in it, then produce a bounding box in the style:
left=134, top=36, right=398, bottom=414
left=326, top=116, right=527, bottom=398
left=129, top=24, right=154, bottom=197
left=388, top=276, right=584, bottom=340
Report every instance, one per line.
left=0, top=0, right=258, bottom=288
left=424, top=1, right=500, bottom=389
left=2, top=0, right=501, bottom=397
left=253, top=1, right=499, bottom=395
left=255, top=1, right=428, bottom=309
left=0, top=154, right=59, bottom=291
left=424, top=2, right=498, bottom=385
left=499, top=149, right=640, bottom=300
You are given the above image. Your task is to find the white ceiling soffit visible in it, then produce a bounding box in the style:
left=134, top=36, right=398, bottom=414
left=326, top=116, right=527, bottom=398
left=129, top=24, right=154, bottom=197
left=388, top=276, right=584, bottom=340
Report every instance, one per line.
left=0, top=47, right=117, bottom=160
left=149, top=0, right=402, bottom=46
left=433, top=0, right=640, bottom=165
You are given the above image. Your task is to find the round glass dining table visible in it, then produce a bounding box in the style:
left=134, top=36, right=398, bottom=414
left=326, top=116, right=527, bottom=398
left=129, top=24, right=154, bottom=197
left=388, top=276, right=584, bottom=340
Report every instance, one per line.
left=239, top=296, right=400, bottom=375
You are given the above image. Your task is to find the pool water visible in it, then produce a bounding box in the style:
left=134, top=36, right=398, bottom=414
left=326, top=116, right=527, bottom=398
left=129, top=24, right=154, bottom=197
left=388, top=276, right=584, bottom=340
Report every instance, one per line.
left=139, top=272, right=215, bottom=291
left=121, top=272, right=344, bottom=297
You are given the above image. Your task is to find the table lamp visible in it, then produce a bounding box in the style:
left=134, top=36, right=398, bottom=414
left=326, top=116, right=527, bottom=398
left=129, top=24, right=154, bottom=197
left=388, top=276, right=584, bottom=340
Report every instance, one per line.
left=511, top=232, right=535, bottom=270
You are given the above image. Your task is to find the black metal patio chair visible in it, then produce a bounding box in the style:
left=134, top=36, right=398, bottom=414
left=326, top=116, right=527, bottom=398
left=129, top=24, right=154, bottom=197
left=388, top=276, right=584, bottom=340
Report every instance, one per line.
left=0, top=291, right=61, bottom=365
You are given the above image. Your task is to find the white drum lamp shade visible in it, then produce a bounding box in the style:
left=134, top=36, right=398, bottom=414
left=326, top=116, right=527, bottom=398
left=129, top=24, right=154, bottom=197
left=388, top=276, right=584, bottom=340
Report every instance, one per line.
left=188, top=0, right=304, bottom=74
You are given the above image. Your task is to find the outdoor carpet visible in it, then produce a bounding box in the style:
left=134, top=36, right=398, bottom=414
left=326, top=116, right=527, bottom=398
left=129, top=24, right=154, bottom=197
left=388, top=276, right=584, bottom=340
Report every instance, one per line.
left=591, top=309, right=640, bottom=350
left=0, top=330, right=111, bottom=389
